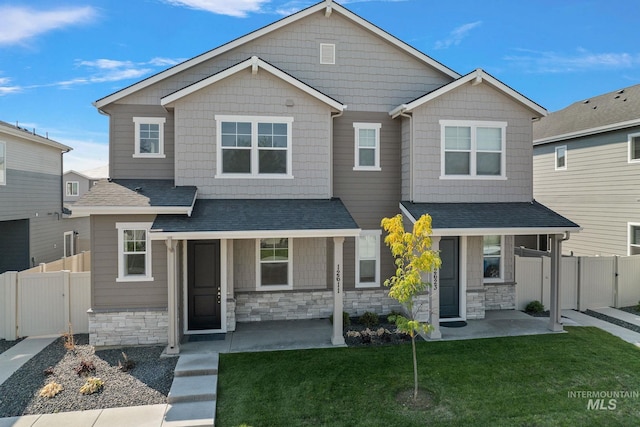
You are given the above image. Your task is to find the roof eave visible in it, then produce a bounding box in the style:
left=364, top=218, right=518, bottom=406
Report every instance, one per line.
left=69, top=206, right=193, bottom=216
left=149, top=228, right=362, bottom=240
left=534, top=118, right=640, bottom=146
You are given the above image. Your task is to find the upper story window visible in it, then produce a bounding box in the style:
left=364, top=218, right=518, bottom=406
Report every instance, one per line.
left=320, top=43, right=335, bottom=65
left=215, top=115, right=293, bottom=178
left=629, top=223, right=640, bottom=256
left=440, top=120, right=507, bottom=179
left=356, top=230, right=381, bottom=288
left=66, top=181, right=79, bottom=196
left=116, top=222, right=153, bottom=282
left=353, top=123, right=382, bottom=171
left=0, top=141, right=5, bottom=185
left=256, top=238, right=292, bottom=291
left=483, top=235, right=503, bottom=281
left=133, top=117, right=166, bottom=158
left=555, top=146, right=567, bottom=170
left=629, top=132, right=640, bottom=163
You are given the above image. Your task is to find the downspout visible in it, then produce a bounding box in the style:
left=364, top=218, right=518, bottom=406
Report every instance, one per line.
left=330, top=107, right=346, bottom=198
left=398, top=112, right=413, bottom=202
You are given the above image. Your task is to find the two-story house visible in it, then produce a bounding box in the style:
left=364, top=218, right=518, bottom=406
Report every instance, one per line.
left=0, top=120, right=77, bottom=272
left=73, top=0, right=579, bottom=351
left=533, top=83, right=640, bottom=257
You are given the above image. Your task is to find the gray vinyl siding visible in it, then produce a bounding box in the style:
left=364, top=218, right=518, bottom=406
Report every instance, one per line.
left=233, top=238, right=328, bottom=291
left=410, top=83, right=534, bottom=203
left=118, top=11, right=452, bottom=112
left=533, top=126, right=640, bottom=256
left=90, top=214, right=167, bottom=309
left=467, top=235, right=514, bottom=290
left=333, top=111, right=401, bottom=290
left=401, top=117, right=411, bottom=200
left=172, top=70, right=332, bottom=198
left=101, top=104, right=174, bottom=180
left=1, top=134, right=62, bottom=176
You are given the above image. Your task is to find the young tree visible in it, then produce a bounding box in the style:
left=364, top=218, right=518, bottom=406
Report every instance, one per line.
left=380, top=213, right=441, bottom=400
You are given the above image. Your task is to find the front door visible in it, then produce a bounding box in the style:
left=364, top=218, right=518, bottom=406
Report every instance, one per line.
left=187, top=240, right=221, bottom=330
left=439, top=237, right=460, bottom=318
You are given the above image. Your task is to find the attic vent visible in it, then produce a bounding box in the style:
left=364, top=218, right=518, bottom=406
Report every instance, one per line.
left=583, top=99, right=590, bottom=104
left=618, top=89, right=625, bottom=94
left=320, top=43, right=335, bottom=65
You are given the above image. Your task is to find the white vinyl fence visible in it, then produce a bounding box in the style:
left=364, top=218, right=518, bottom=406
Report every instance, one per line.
left=0, top=253, right=91, bottom=340
left=515, top=254, right=640, bottom=312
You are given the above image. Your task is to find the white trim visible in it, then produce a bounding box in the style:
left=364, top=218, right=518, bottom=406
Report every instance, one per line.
left=482, top=235, right=503, bottom=283
left=440, top=120, right=507, bottom=179
left=320, top=43, right=336, bottom=64
left=63, top=231, right=75, bottom=258
left=628, top=132, right=640, bottom=163
left=215, top=115, right=294, bottom=178
left=353, top=122, right=382, bottom=171
left=0, top=141, right=5, bottom=186
left=555, top=145, right=567, bottom=170
left=115, top=222, right=154, bottom=282
left=133, top=117, right=166, bottom=158
left=150, top=228, right=361, bottom=241
left=162, top=57, right=344, bottom=111
left=390, top=69, right=546, bottom=118
left=65, top=181, right=79, bottom=197
left=534, top=118, right=640, bottom=145
left=95, top=3, right=458, bottom=109
left=355, top=229, right=382, bottom=288
left=256, top=238, right=293, bottom=291
left=431, top=227, right=581, bottom=236
left=69, top=206, right=193, bottom=216
left=458, top=236, right=467, bottom=321
left=628, top=223, right=640, bottom=256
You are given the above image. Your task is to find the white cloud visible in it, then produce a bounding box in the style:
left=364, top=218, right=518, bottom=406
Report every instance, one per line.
left=148, top=57, right=186, bottom=67
left=61, top=139, right=109, bottom=173
left=0, top=6, right=97, bottom=46
left=0, top=77, right=23, bottom=95
left=163, top=0, right=270, bottom=17
left=504, top=48, right=640, bottom=73
left=274, top=0, right=407, bottom=15
left=434, top=21, right=482, bottom=50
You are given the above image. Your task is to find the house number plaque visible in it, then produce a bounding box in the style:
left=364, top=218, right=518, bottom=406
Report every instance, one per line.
left=336, top=264, right=341, bottom=294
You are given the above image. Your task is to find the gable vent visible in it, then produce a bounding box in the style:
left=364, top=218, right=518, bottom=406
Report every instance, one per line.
left=320, top=43, right=335, bottom=65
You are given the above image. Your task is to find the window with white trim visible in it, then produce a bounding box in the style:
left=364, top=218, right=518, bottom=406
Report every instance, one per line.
left=216, top=115, right=293, bottom=177
left=116, top=222, right=153, bottom=282
left=483, top=235, right=503, bottom=281
left=133, top=117, right=166, bottom=158
left=64, top=231, right=75, bottom=258
left=629, top=132, right=640, bottom=163
left=555, top=146, right=567, bottom=170
left=440, top=120, right=507, bottom=178
left=66, top=181, right=79, bottom=196
left=256, top=238, right=292, bottom=290
left=356, top=230, right=381, bottom=287
left=353, top=123, right=381, bottom=171
left=629, top=223, right=640, bottom=255
left=0, top=141, right=5, bottom=185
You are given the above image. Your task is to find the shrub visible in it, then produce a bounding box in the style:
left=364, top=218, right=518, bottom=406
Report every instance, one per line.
left=329, top=311, right=351, bottom=327
left=387, top=310, right=403, bottom=323
left=80, top=377, right=104, bottom=395
left=63, top=323, right=75, bottom=352
left=75, top=360, right=96, bottom=376
left=359, top=311, right=379, bottom=328
left=525, top=300, right=545, bottom=314
left=39, top=382, right=63, bottom=398
left=118, top=352, right=135, bottom=372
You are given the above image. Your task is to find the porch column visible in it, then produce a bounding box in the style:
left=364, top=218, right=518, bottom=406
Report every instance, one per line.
left=166, top=237, right=180, bottom=354
left=428, top=236, right=441, bottom=339
left=548, top=234, right=563, bottom=332
left=332, top=236, right=346, bottom=346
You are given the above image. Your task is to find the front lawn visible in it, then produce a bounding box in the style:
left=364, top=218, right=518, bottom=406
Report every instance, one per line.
left=217, top=327, right=640, bottom=426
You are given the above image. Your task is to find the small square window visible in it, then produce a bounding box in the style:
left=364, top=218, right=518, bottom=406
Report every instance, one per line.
left=133, top=117, right=166, bottom=158
left=66, top=181, right=79, bottom=196
left=555, top=146, right=567, bottom=170
left=629, top=133, right=640, bottom=162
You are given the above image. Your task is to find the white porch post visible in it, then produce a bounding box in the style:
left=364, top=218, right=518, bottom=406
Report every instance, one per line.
left=428, top=235, right=441, bottom=339
left=332, top=236, right=346, bottom=346
left=166, top=237, right=180, bottom=354
left=548, top=234, right=563, bottom=332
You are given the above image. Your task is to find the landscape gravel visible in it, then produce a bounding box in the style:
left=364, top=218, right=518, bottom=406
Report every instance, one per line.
left=0, top=338, right=23, bottom=355
left=0, top=334, right=177, bottom=418
left=585, top=307, right=640, bottom=334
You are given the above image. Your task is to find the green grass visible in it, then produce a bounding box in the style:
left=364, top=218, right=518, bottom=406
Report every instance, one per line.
left=216, top=327, right=640, bottom=427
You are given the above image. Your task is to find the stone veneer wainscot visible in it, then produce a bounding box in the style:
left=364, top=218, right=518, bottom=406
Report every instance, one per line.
left=88, top=308, right=168, bottom=347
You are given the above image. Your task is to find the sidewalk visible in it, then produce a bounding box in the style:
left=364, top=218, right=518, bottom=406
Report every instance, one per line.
left=561, top=309, right=640, bottom=346
left=0, top=336, right=58, bottom=386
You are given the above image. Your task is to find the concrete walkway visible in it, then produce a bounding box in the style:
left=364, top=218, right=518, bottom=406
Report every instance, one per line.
left=0, top=336, right=58, bottom=385
left=561, top=309, right=640, bottom=346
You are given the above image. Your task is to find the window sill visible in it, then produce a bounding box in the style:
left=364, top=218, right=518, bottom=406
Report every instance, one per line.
left=256, top=285, right=293, bottom=291
left=554, top=167, right=567, bottom=171
left=356, top=282, right=380, bottom=289
left=133, top=154, right=166, bottom=159
left=215, top=174, right=294, bottom=180
left=353, top=166, right=381, bottom=172
left=116, top=276, right=154, bottom=283
left=439, top=175, right=507, bottom=180
left=483, top=278, right=504, bottom=284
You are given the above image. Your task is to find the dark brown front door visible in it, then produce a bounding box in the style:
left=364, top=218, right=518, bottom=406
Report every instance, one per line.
left=439, top=236, right=460, bottom=318
left=187, top=240, right=221, bottom=330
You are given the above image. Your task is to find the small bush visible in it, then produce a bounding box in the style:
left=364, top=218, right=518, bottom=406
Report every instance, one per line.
left=39, top=382, right=63, bottom=398
left=329, top=311, right=351, bottom=327
left=359, top=311, right=379, bottom=327
left=387, top=310, right=403, bottom=323
left=80, top=377, right=104, bottom=395
left=75, top=360, right=96, bottom=377
left=118, top=352, right=135, bottom=372
left=63, top=323, right=75, bottom=352
left=525, top=300, right=545, bottom=314
left=43, top=366, right=55, bottom=376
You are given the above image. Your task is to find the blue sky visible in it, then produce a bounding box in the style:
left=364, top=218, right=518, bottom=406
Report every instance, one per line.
left=0, top=0, right=639, bottom=171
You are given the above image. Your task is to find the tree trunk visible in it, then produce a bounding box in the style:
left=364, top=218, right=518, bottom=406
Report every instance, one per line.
left=411, top=334, right=418, bottom=400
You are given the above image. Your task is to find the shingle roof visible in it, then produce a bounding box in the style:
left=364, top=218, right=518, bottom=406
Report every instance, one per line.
left=533, top=83, right=640, bottom=143
left=401, top=201, right=580, bottom=232
left=74, top=179, right=196, bottom=207
left=152, top=198, right=359, bottom=232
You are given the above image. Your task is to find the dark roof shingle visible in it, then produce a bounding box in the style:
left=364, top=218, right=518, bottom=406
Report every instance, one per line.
left=74, top=179, right=196, bottom=207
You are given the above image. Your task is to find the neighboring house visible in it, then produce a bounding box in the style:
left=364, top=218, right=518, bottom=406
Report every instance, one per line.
left=74, top=0, right=579, bottom=351
left=0, top=120, right=78, bottom=273
left=533, top=83, right=640, bottom=256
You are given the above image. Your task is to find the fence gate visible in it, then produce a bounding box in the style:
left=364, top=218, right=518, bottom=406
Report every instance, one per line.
left=18, top=272, right=68, bottom=337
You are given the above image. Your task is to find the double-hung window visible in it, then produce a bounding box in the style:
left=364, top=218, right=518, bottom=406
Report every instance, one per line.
left=133, top=117, right=166, bottom=158
left=629, top=223, right=640, bottom=255
left=66, top=181, right=79, bottom=196
left=483, top=235, right=503, bottom=281
left=629, top=132, right=640, bottom=163
left=440, top=120, right=506, bottom=178
left=353, top=123, right=381, bottom=171
left=216, top=115, right=293, bottom=178
left=356, top=230, right=381, bottom=287
left=555, top=146, right=567, bottom=170
left=256, top=238, right=292, bottom=290
left=0, top=141, right=5, bottom=185
left=116, top=222, right=153, bottom=282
